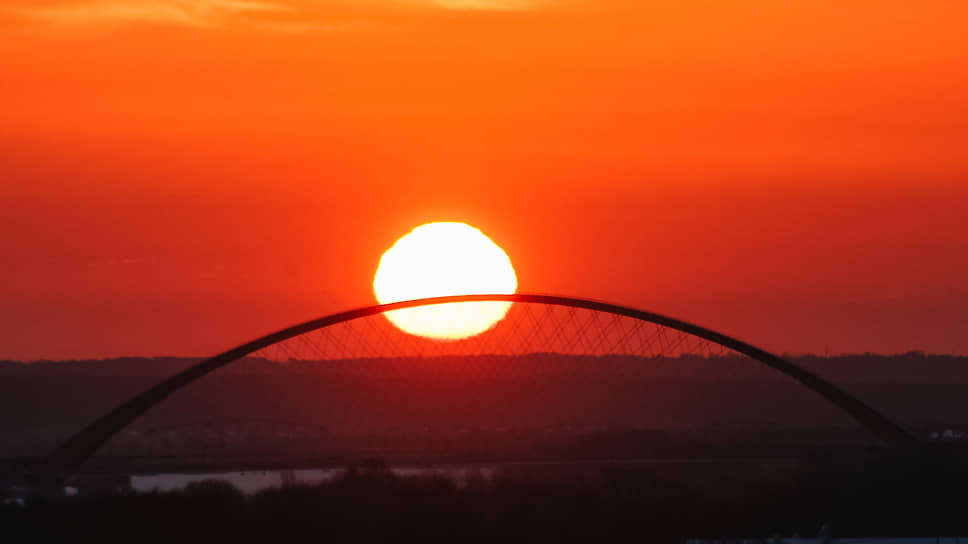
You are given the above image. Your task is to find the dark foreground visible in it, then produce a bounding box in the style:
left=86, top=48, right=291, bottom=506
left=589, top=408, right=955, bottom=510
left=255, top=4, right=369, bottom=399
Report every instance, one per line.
left=4, top=449, right=968, bottom=544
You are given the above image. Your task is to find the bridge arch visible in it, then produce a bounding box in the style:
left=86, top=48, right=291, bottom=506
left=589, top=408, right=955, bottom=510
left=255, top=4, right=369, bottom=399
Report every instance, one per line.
left=36, top=294, right=918, bottom=476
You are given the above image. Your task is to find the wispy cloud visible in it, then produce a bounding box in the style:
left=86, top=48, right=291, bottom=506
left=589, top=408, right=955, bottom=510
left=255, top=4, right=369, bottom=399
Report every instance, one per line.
left=8, top=0, right=290, bottom=28
left=431, top=0, right=546, bottom=10
left=5, top=0, right=550, bottom=30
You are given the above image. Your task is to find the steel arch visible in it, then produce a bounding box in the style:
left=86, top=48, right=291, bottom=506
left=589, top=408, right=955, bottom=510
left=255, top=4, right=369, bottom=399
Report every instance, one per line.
left=35, top=293, right=918, bottom=477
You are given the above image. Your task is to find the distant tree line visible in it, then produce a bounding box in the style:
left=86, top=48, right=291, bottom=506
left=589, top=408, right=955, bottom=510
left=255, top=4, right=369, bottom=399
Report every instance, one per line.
left=5, top=446, right=968, bottom=543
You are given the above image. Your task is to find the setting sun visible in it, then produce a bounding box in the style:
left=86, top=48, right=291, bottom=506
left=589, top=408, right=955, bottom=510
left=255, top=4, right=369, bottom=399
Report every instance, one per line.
left=373, top=222, right=517, bottom=340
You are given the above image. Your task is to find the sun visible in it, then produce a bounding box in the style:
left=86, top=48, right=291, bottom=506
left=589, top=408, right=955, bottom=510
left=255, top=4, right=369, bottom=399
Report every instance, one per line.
left=373, top=222, right=517, bottom=340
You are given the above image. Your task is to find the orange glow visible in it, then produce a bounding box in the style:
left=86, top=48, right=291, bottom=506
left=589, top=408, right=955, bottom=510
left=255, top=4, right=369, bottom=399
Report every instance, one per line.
left=373, top=223, right=517, bottom=340
left=1, top=1, right=967, bottom=358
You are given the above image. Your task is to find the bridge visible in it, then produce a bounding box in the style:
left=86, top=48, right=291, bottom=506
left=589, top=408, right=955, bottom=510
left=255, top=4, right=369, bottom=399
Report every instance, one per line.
left=31, top=294, right=918, bottom=479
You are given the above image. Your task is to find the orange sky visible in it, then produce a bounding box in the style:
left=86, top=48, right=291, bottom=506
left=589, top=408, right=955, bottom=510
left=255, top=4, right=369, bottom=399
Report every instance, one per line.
left=1, top=0, right=967, bottom=359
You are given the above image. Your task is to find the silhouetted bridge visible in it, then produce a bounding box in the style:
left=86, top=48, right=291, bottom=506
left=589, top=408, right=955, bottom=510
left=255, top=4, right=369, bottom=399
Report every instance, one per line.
left=31, top=294, right=918, bottom=480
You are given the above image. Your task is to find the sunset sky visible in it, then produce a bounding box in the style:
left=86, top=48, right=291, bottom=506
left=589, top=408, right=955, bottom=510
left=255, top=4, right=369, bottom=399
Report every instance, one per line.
left=2, top=0, right=966, bottom=360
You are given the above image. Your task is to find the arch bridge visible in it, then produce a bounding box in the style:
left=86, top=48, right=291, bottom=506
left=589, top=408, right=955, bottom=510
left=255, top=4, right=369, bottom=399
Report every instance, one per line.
left=35, top=294, right=918, bottom=477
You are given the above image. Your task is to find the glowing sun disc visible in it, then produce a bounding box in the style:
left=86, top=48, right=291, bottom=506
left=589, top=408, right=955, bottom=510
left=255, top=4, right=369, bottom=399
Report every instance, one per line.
left=373, top=222, right=517, bottom=340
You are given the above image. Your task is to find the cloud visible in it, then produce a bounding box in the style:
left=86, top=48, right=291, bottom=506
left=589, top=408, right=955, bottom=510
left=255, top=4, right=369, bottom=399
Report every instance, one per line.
left=431, top=0, right=546, bottom=10
left=8, top=0, right=290, bottom=28
left=4, top=0, right=550, bottom=30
